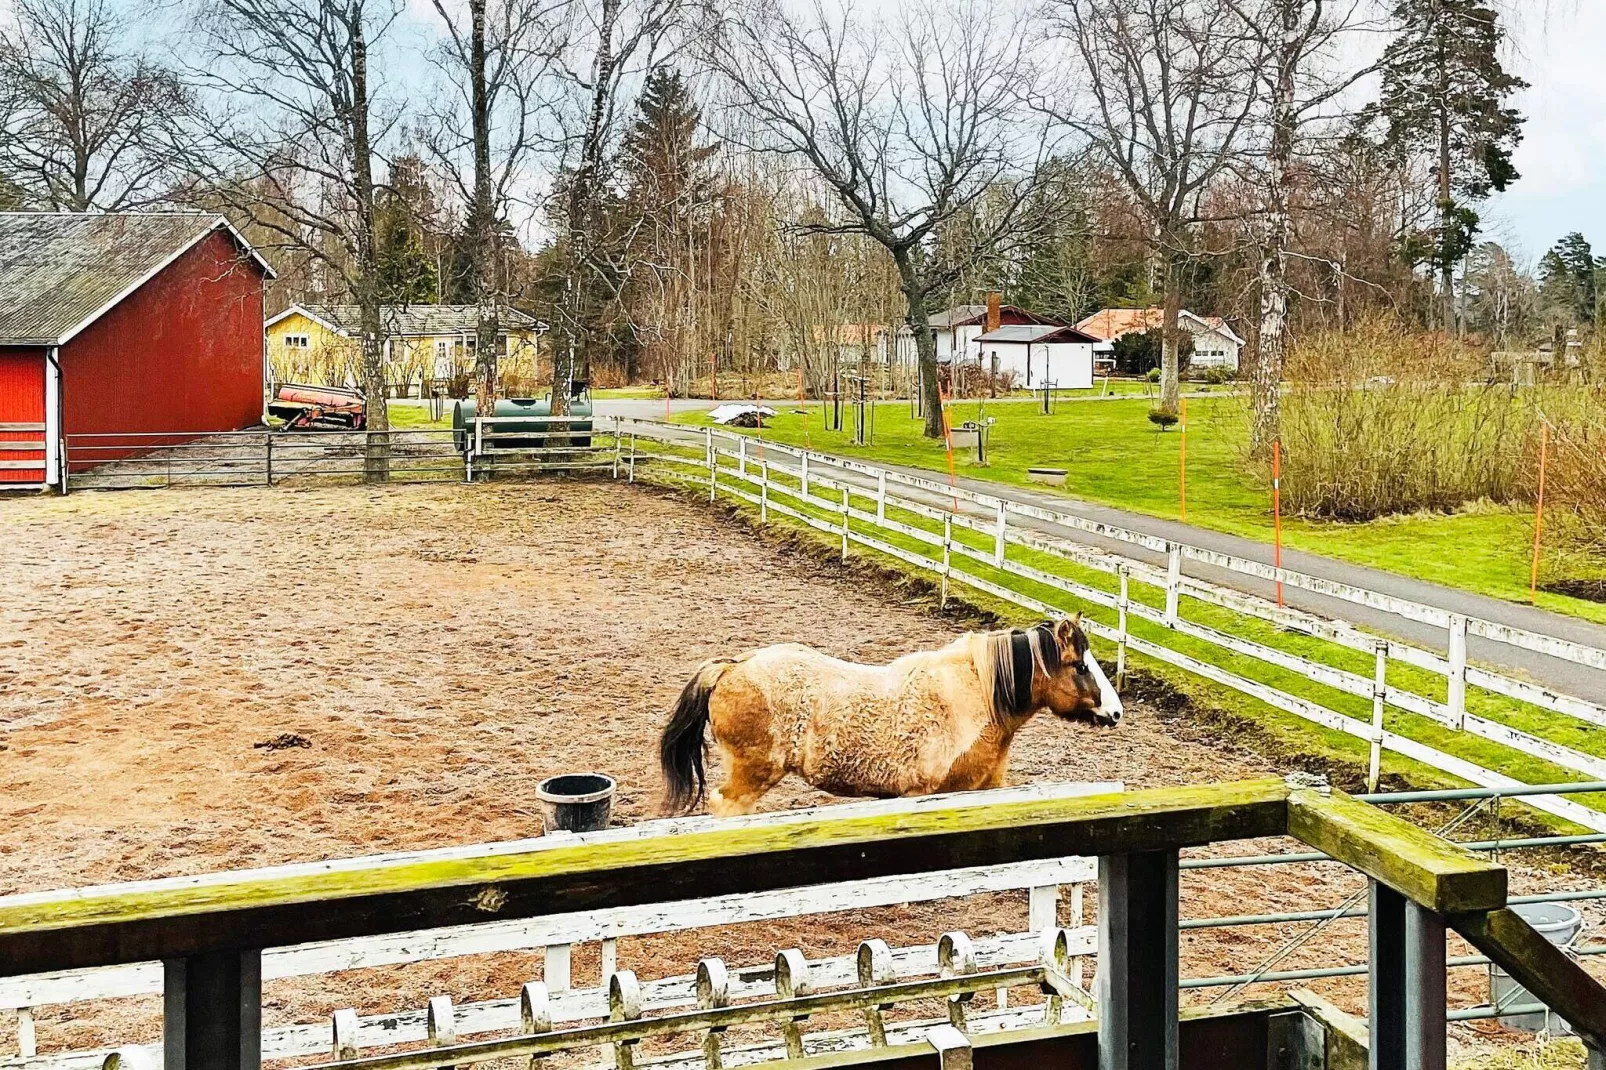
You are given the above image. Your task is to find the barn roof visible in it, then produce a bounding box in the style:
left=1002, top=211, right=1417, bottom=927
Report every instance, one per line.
left=0, top=212, right=273, bottom=347
left=272, top=304, right=545, bottom=337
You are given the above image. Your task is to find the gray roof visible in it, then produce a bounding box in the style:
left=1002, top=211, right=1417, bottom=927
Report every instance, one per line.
left=0, top=212, right=271, bottom=346
left=928, top=304, right=989, bottom=329
left=287, top=304, right=543, bottom=337
left=976, top=324, right=1098, bottom=344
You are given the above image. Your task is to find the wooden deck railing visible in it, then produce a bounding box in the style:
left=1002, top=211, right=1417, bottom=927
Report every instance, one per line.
left=2, top=777, right=1602, bottom=1070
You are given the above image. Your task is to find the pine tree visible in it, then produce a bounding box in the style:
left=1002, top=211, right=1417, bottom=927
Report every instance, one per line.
left=1377, top=0, right=1526, bottom=333
left=1538, top=232, right=1596, bottom=326
left=618, top=68, right=718, bottom=385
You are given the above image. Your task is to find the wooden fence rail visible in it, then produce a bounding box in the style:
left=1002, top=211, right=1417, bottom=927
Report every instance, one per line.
left=4, top=779, right=1597, bottom=1070
left=0, top=783, right=1113, bottom=1062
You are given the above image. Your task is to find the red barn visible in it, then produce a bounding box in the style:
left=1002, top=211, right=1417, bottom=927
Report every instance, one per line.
left=0, top=212, right=274, bottom=488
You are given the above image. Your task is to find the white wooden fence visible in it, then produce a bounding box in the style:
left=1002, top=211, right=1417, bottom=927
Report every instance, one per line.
left=612, top=418, right=1606, bottom=834
left=0, top=782, right=1114, bottom=1070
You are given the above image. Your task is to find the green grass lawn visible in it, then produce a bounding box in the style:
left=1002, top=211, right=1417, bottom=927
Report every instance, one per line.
left=385, top=404, right=453, bottom=430
left=675, top=396, right=1606, bottom=626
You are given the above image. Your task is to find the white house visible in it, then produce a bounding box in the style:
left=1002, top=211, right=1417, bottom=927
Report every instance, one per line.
left=974, top=323, right=1099, bottom=390
left=929, top=299, right=1063, bottom=366
left=1074, top=308, right=1245, bottom=371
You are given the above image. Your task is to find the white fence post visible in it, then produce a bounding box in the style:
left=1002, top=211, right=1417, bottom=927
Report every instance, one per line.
left=737, top=437, right=747, bottom=476
left=876, top=471, right=887, bottom=524
left=760, top=461, right=769, bottom=523
left=15, top=1008, right=35, bottom=1059
left=941, top=514, right=953, bottom=607
left=994, top=501, right=1007, bottom=566
left=427, top=995, right=455, bottom=1070
left=707, top=430, right=717, bottom=502
left=1068, top=884, right=1086, bottom=990
left=1448, top=614, right=1467, bottom=729
left=1163, top=544, right=1182, bottom=626
left=627, top=434, right=636, bottom=483
left=612, top=417, right=622, bottom=478
left=696, top=959, right=729, bottom=1069
left=841, top=486, right=850, bottom=562
left=331, top=1008, right=359, bottom=1060
left=1369, top=641, right=1388, bottom=792
left=1027, top=885, right=1058, bottom=930
left=601, top=936, right=618, bottom=982
left=609, top=970, right=642, bottom=1070
left=1116, top=566, right=1130, bottom=689
left=545, top=943, right=572, bottom=994
left=801, top=453, right=810, bottom=499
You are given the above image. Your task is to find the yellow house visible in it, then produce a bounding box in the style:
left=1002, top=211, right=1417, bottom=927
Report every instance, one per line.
left=264, top=303, right=546, bottom=396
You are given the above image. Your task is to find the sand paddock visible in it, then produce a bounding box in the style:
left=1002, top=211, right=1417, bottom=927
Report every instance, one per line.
left=0, top=480, right=1570, bottom=1059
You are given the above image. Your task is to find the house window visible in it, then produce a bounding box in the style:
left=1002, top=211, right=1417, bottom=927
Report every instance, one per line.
left=284, top=334, right=309, bottom=349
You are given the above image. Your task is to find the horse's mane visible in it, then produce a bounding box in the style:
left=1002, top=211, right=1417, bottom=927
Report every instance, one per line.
left=976, top=620, right=1065, bottom=718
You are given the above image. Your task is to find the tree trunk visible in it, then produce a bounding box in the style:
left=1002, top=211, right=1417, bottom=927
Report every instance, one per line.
left=1159, top=253, right=1182, bottom=415
left=469, top=0, right=499, bottom=417
left=893, top=250, right=943, bottom=439
left=348, top=0, right=389, bottom=481
left=1436, top=23, right=1455, bottom=335
left=553, top=0, right=621, bottom=417
left=1252, top=0, right=1297, bottom=459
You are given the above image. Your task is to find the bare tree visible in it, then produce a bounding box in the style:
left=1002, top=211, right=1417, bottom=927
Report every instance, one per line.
left=0, top=0, right=186, bottom=210
left=425, top=0, right=564, bottom=416
left=706, top=0, right=1051, bottom=438
left=1231, top=0, right=1382, bottom=456
left=548, top=0, right=684, bottom=415
left=1045, top=0, right=1262, bottom=416
left=182, top=0, right=404, bottom=479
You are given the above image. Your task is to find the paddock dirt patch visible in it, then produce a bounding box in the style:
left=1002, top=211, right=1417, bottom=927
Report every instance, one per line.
left=0, top=480, right=1576, bottom=1059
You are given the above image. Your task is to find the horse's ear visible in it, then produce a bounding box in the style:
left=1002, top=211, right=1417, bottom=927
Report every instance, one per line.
left=1054, top=615, right=1081, bottom=651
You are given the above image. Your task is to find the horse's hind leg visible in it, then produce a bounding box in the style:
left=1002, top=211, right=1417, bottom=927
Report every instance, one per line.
left=709, top=744, right=785, bottom=817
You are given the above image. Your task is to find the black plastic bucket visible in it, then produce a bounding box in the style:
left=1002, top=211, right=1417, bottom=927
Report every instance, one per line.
left=536, top=773, right=616, bottom=833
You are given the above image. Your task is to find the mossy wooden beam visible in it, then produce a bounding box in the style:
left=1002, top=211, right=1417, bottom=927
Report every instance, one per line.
left=1285, top=788, right=1506, bottom=914
left=0, top=778, right=1290, bottom=976
left=1451, top=908, right=1606, bottom=1053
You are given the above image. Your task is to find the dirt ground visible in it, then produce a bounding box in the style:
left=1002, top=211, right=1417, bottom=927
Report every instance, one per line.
left=0, top=480, right=1595, bottom=1063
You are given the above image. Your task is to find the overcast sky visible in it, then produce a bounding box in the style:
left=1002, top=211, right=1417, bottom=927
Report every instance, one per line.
left=1483, top=2, right=1605, bottom=264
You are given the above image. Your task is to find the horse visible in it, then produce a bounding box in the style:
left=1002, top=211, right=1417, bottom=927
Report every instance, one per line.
left=658, top=615, right=1122, bottom=816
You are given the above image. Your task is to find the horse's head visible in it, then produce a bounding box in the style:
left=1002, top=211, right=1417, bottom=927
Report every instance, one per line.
left=1037, top=615, right=1124, bottom=727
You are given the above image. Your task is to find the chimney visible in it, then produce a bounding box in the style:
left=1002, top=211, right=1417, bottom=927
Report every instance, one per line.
left=985, top=292, right=1002, bottom=334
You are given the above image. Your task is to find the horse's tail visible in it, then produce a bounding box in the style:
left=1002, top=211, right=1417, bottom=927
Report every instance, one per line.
left=660, top=658, right=737, bottom=814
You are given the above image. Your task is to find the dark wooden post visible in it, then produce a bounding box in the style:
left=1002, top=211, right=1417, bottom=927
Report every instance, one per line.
left=164, top=951, right=262, bottom=1070
left=1369, top=884, right=1406, bottom=1070
left=1369, top=882, right=1445, bottom=1070
left=1097, top=851, right=1178, bottom=1070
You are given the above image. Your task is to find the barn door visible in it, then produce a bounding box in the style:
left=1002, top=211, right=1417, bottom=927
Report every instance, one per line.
left=0, top=352, right=47, bottom=485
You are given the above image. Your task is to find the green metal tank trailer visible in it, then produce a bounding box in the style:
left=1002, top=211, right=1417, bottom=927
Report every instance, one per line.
left=452, top=393, right=594, bottom=452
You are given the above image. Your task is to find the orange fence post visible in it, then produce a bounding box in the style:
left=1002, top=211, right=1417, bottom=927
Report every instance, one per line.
left=1530, top=423, right=1549, bottom=604
left=937, top=378, right=959, bottom=512
left=1178, top=396, right=1188, bottom=523
left=1272, top=440, right=1283, bottom=608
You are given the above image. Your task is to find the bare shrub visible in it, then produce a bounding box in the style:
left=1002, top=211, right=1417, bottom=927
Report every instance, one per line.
left=1279, top=318, right=1540, bottom=520
left=1536, top=380, right=1606, bottom=594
